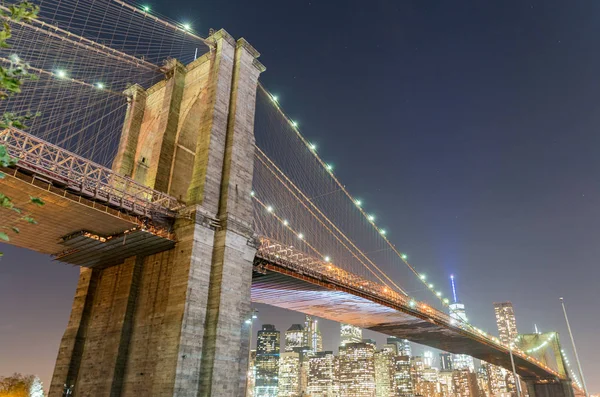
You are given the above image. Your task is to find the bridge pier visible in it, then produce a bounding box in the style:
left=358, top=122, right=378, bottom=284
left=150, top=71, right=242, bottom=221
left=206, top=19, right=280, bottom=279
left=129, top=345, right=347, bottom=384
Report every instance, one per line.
left=49, top=29, right=264, bottom=397
left=524, top=379, right=576, bottom=397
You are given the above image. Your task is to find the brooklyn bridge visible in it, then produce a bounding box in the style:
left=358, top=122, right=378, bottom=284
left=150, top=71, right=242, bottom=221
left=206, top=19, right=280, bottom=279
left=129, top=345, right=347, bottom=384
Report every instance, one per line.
left=0, top=0, right=586, bottom=396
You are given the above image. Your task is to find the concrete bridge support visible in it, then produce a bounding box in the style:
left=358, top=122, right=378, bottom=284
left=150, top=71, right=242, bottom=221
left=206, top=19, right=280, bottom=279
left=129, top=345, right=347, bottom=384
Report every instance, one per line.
left=524, top=379, right=576, bottom=397
left=49, top=29, right=265, bottom=397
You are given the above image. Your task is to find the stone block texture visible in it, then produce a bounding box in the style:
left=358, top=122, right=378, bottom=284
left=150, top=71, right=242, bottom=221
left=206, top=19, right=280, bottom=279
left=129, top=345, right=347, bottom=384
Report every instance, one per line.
left=49, top=29, right=264, bottom=397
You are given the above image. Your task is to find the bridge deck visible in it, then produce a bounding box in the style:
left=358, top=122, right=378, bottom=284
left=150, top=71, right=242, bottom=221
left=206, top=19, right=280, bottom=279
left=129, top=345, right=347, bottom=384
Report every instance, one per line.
left=253, top=239, right=564, bottom=381
left=0, top=168, right=175, bottom=266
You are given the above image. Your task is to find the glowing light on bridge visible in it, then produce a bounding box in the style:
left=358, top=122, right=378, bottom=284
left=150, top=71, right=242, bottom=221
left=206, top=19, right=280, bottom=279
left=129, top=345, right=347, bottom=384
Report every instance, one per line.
left=309, top=143, right=316, bottom=151
left=325, top=163, right=333, bottom=171
left=250, top=190, right=255, bottom=197
left=55, top=69, right=67, bottom=79
left=379, top=229, right=386, bottom=235
left=283, top=219, right=289, bottom=226
left=182, top=23, right=192, bottom=31
left=408, top=300, right=416, bottom=308
left=291, top=121, right=298, bottom=127
left=142, top=5, right=150, bottom=12
left=324, top=256, right=330, bottom=262
left=266, top=205, right=273, bottom=213
left=428, top=283, right=434, bottom=289
left=367, top=214, right=375, bottom=222
left=95, top=82, right=105, bottom=89
left=354, top=199, right=362, bottom=207
left=271, top=94, right=278, bottom=102
left=297, top=233, right=304, bottom=240
left=435, top=291, right=442, bottom=297
left=419, top=274, right=426, bottom=280
left=401, top=254, right=407, bottom=260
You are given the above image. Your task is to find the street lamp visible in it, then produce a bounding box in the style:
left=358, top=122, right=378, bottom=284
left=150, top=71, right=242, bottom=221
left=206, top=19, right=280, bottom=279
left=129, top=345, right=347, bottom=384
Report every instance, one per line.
left=560, top=297, right=589, bottom=397
left=245, top=308, right=258, bottom=397
left=506, top=318, right=522, bottom=397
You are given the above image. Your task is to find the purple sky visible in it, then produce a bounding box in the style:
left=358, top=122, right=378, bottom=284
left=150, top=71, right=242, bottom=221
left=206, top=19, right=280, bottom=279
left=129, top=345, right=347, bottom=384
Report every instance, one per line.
left=1, top=0, right=600, bottom=393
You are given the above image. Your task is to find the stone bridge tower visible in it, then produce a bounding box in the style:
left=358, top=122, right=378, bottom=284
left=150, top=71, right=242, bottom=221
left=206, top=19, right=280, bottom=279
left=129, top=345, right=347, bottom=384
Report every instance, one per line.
left=49, top=29, right=265, bottom=397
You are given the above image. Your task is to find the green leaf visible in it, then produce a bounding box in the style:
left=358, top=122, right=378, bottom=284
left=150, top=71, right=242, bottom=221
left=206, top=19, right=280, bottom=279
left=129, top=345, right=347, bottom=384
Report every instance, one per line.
left=0, top=232, right=9, bottom=241
left=0, top=171, right=4, bottom=179
left=0, top=194, right=13, bottom=209
left=11, top=207, right=21, bottom=213
left=22, top=215, right=37, bottom=224
left=29, top=196, right=44, bottom=206
left=11, top=226, right=19, bottom=234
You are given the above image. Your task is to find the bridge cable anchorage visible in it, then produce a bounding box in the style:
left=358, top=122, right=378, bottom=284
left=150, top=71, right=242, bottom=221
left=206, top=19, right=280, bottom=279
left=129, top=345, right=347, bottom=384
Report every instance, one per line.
left=254, top=147, right=408, bottom=295
left=257, top=82, right=447, bottom=306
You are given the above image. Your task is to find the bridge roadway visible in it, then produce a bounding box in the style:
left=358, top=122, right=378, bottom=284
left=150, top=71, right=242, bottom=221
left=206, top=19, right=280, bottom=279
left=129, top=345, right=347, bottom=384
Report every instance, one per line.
left=0, top=129, right=566, bottom=384
left=253, top=238, right=563, bottom=381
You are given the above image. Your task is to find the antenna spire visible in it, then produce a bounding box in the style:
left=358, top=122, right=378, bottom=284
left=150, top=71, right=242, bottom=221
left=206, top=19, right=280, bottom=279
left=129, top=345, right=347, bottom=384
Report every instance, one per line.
left=450, top=274, right=458, bottom=303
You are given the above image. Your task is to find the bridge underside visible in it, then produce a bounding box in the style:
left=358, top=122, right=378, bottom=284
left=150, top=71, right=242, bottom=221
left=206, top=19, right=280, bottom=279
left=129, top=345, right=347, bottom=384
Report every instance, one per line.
left=251, top=265, right=560, bottom=381
left=0, top=168, right=175, bottom=265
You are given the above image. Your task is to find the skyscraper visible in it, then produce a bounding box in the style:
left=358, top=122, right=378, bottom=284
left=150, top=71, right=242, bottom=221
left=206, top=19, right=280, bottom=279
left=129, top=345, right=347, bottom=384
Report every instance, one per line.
left=338, top=340, right=376, bottom=396
left=423, top=350, right=435, bottom=368
left=449, top=275, right=475, bottom=372
left=452, top=369, right=482, bottom=397
left=285, top=324, right=306, bottom=352
left=255, top=324, right=280, bottom=397
left=340, top=323, right=362, bottom=347
left=494, top=302, right=519, bottom=345
left=278, top=351, right=301, bottom=397
left=307, top=351, right=337, bottom=397
left=439, top=353, right=453, bottom=371
left=394, top=355, right=413, bottom=397
left=386, top=336, right=411, bottom=357
left=304, top=315, right=323, bottom=353
left=374, top=345, right=396, bottom=397
left=247, top=350, right=257, bottom=397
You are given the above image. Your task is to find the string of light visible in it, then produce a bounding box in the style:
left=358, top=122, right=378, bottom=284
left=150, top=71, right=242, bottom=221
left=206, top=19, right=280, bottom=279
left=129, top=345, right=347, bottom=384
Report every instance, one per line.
left=258, top=82, right=451, bottom=307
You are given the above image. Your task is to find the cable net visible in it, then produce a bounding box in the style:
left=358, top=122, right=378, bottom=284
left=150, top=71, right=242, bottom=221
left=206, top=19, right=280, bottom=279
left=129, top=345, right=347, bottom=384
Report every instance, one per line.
left=0, top=0, right=209, bottom=165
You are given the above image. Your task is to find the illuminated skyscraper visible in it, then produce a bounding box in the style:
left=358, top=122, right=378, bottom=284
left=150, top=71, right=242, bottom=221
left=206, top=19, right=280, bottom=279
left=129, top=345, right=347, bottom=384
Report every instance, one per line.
left=493, top=302, right=520, bottom=395
left=304, top=315, right=323, bottom=353
left=340, top=323, right=362, bottom=347
left=278, top=351, right=301, bottom=397
left=494, top=302, right=519, bottom=345
left=480, top=361, right=509, bottom=396
left=449, top=275, right=475, bottom=372
left=307, top=351, right=337, bottom=397
left=438, top=370, right=454, bottom=396
left=374, top=345, right=396, bottom=397
left=338, top=340, right=376, bottom=396
left=255, top=324, right=280, bottom=397
left=394, top=356, right=413, bottom=397
left=423, top=350, right=435, bottom=368
left=452, top=369, right=482, bottom=397
left=247, top=350, right=256, bottom=397
left=285, top=324, right=306, bottom=352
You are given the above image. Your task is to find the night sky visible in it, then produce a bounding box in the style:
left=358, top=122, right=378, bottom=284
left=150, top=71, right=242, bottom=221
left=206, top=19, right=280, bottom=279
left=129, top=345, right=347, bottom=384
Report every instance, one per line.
left=1, top=0, right=599, bottom=392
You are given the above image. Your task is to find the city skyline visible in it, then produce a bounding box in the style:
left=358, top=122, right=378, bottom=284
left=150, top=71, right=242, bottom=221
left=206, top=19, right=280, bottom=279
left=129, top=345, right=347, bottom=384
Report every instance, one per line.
left=249, top=301, right=547, bottom=396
